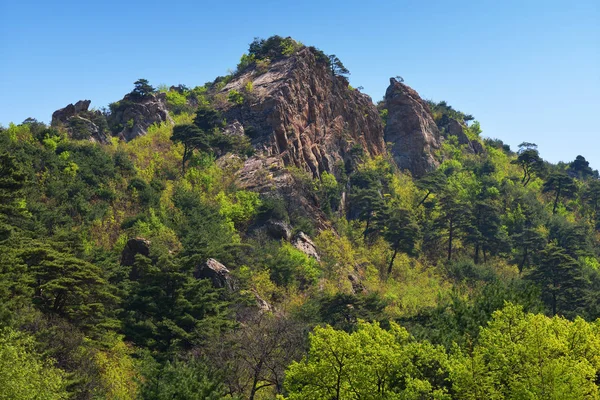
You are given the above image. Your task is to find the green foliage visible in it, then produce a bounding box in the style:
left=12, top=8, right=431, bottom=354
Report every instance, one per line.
left=285, top=321, right=450, bottom=399
left=131, top=78, right=155, bottom=100
left=248, top=35, right=303, bottom=61
left=0, top=328, right=68, bottom=400
left=227, top=89, right=244, bottom=105
left=450, top=303, right=600, bottom=399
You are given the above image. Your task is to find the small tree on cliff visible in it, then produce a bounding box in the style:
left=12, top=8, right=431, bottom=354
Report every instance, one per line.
left=328, top=55, right=350, bottom=77
left=171, top=124, right=211, bottom=173
left=131, top=79, right=155, bottom=99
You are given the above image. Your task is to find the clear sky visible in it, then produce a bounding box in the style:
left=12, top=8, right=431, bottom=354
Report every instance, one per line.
left=1, top=0, right=598, bottom=167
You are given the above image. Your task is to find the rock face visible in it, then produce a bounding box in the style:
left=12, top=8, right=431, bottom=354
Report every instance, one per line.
left=384, top=78, right=441, bottom=177
left=51, top=100, right=110, bottom=144
left=219, top=48, right=386, bottom=178
left=292, top=232, right=320, bottom=261
left=194, top=258, right=233, bottom=290
left=108, top=93, right=173, bottom=141
left=120, top=237, right=151, bottom=280
left=444, top=118, right=484, bottom=154
left=120, top=237, right=151, bottom=267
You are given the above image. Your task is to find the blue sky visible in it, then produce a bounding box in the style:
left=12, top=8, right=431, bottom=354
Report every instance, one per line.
left=1, top=0, right=598, bottom=167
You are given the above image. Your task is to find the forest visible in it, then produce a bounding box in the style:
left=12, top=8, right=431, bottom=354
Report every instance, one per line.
left=2, top=37, right=600, bottom=399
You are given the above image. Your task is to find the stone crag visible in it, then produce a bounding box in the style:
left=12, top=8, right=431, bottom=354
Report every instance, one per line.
left=384, top=78, right=441, bottom=177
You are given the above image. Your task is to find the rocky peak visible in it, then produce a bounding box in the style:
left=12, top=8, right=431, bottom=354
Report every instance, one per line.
left=108, top=92, right=173, bottom=141
left=51, top=100, right=110, bottom=144
left=384, top=78, right=441, bottom=177
left=217, top=47, right=386, bottom=178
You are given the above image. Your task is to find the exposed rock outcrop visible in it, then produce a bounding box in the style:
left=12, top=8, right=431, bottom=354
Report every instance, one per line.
left=194, top=258, right=233, bottom=290
left=108, top=92, right=173, bottom=141
left=218, top=48, right=386, bottom=178
left=51, top=100, right=110, bottom=144
left=120, top=237, right=151, bottom=267
left=444, top=118, right=484, bottom=154
left=292, top=232, right=320, bottom=261
left=384, top=78, right=441, bottom=177
left=120, top=237, right=151, bottom=280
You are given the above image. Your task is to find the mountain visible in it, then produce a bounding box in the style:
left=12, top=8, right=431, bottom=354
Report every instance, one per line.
left=2, top=35, right=600, bottom=399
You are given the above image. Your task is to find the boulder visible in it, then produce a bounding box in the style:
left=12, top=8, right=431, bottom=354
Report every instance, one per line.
left=51, top=100, right=91, bottom=125
left=120, top=237, right=151, bottom=280
left=384, top=78, right=441, bottom=177
left=265, top=220, right=292, bottom=241
left=120, top=237, right=151, bottom=267
left=194, top=258, right=233, bottom=290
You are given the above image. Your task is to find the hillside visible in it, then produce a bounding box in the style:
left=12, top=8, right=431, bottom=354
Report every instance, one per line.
left=2, top=36, right=600, bottom=399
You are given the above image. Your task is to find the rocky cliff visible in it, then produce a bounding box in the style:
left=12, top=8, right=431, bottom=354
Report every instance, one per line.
left=384, top=78, right=441, bottom=177
left=108, top=92, right=173, bottom=141
left=51, top=100, right=111, bottom=144
left=217, top=48, right=386, bottom=178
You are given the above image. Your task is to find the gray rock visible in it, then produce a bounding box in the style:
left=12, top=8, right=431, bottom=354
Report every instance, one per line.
left=51, top=100, right=110, bottom=144
left=265, top=220, right=292, bottom=241
left=384, top=78, right=441, bottom=177
left=194, top=258, right=233, bottom=290
left=109, top=92, right=173, bottom=141
left=292, top=232, right=320, bottom=261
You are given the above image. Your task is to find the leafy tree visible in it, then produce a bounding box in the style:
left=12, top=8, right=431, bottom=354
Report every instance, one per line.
left=328, top=54, right=350, bottom=77
left=0, top=328, right=68, bottom=400
left=285, top=321, right=450, bottom=399
left=450, top=303, right=600, bottom=399
left=543, top=172, right=577, bottom=214
left=171, top=124, right=211, bottom=172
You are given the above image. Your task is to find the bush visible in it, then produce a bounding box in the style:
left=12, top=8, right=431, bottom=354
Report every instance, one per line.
left=227, top=90, right=244, bottom=105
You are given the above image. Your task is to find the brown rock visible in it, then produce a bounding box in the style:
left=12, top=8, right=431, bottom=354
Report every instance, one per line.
left=384, top=78, right=441, bottom=177
left=218, top=48, right=386, bottom=179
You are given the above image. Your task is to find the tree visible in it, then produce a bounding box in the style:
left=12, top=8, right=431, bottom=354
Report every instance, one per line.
left=435, top=191, right=472, bottom=261
left=526, top=244, right=586, bottom=316
left=0, top=328, right=68, bottom=400
left=450, top=303, right=600, bottom=399
left=569, top=155, right=595, bottom=180
left=328, top=54, right=350, bottom=77
left=583, top=180, right=600, bottom=229
left=415, top=170, right=447, bottom=207
left=207, top=312, right=304, bottom=399
left=285, top=321, right=450, bottom=399
left=171, top=124, right=211, bottom=172
left=511, top=142, right=543, bottom=186
left=543, top=172, right=577, bottom=214
left=131, top=78, right=155, bottom=99
left=383, top=207, right=420, bottom=275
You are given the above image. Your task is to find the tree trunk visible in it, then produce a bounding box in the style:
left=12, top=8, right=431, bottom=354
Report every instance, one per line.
left=388, top=246, right=398, bottom=276
left=447, top=219, right=453, bottom=261
left=553, top=188, right=561, bottom=214
left=417, top=190, right=431, bottom=207
left=518, top=247, right=528, bottom=274
left=474, top=243, right=480, bottom=264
